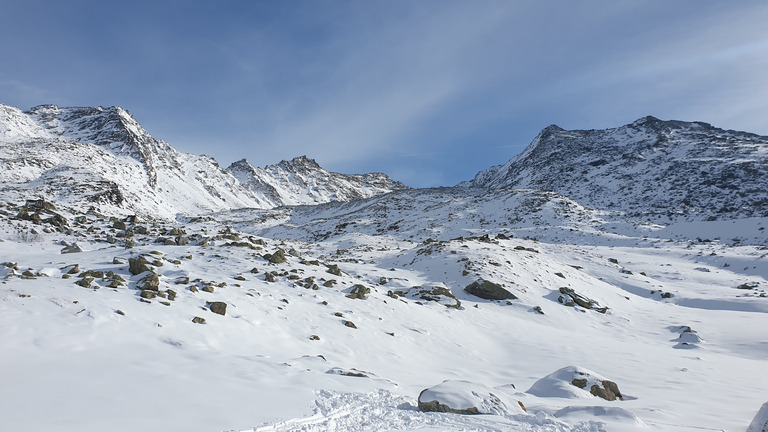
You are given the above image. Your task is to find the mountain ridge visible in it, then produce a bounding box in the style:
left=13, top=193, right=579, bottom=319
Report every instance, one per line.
left=0, top=103, right=406, bottom=219
left=460, top=116, right=768, bottom=221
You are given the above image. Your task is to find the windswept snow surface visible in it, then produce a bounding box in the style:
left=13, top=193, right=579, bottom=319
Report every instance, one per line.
left=1, top=190, right=767, bottom=431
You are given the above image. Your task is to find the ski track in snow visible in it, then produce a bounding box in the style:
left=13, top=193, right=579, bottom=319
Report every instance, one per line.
left=246, top=390, right=599, bottom=432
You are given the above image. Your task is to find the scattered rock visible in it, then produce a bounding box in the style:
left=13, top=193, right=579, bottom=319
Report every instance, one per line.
left=192, top=316, right=206, bottom=324
left=343, top=320, right=357, bottom=329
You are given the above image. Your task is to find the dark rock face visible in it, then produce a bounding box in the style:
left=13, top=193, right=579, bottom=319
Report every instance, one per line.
left=464, top=279, right=517, bottom=300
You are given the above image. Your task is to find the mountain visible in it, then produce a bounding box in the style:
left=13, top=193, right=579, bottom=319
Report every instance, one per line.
left=460, top=116, right=768, bottom=221
left=2, top=106, right=768, bottom=432
left=226, top=156, right=407, bottom=208
left=0, top=104, right=404, bottom=219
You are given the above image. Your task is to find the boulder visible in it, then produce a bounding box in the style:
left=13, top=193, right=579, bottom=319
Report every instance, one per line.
left=464, top=279, right=517, bottom=300
left=208, top=301, right=227, bottom=316
left=268, top=249, right=287, bottom=264
left=128, top=256, right=152, bottom=275
left=346, top=284, right=371, bottom=299
left=418, top=380, right=526, bottom=416
left=137, top=273, right=160, bottom=291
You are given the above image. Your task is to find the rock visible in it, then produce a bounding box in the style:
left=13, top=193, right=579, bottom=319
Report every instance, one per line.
left=140, top=290, right=157, bottom=299
left=128, top=256, right=152, bottom=275
left=61, top=243, right=83, bottom=254
left=167, top=289, right=177, bottom=301
left=136, top=272, right=160, bottom=291
left=268, top=248, right=287, bottom=264
left=343, top=320, right=357, bottom=329
left=326, top=264, right=343, bottom=276
left=558, top=287, right=607, bottom=313
left=464, top=279, right=517, bottom=300
left=346, top=284, right=371, bottom=299
left=208, top=301, right=227, bottom=316
left=192, top=316, right=206, bottom=324
left=418, top=380, right=526, bottom=416
left=76, top=277, right=94, bottom=288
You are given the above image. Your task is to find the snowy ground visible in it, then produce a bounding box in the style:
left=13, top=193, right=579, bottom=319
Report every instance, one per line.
left=1, top=196, right=767, bottom=431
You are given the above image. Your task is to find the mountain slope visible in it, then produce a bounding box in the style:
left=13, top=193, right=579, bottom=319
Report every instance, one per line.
left=461, top=116, right=768, bottom=221
left=0, top=104, right=404, bottom=218
left=227, top=156, right=407, bottom=208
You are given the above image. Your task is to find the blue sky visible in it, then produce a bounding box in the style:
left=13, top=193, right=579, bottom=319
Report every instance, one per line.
left=2, top=1, right=767, bottom=187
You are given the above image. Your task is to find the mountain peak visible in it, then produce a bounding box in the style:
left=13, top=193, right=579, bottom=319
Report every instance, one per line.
left=631, top=115, right=662, bottom=127
left=279, top=155, right=322, bottom=170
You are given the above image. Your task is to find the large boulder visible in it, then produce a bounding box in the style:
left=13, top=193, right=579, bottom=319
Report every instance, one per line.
left=527, top=366, right=623, bottom=401
left=464, top=279, right=517, bottom=300
left=418, top=380, right=526, bottom=415
left=268, top=249, right=287, bottom=264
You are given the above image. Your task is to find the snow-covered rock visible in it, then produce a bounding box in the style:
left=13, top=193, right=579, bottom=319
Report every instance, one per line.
left=527, top=366, right=624, bottom=401
left=418, top=380, right=527, bottom=415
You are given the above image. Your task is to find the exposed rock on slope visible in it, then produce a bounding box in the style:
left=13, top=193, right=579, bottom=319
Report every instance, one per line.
left=461, top=116, right=768, bottom=221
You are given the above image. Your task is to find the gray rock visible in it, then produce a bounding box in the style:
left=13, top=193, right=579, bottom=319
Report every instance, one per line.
left=464, top=279, right=517, bottom=300
left=208, top=301, right=227, bottom=316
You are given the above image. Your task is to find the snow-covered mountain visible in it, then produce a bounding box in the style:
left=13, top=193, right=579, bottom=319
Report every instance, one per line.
left=0, top=104, right=404, bottom=219
left=461, top=116, right=768, bottom=221
left=226, top=156, right=406, bottom=208
left=2, top=105, right=768, bottom=432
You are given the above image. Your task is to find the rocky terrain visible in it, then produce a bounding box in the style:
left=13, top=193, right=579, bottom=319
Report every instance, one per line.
left=1, top=105, right=767, bottom=432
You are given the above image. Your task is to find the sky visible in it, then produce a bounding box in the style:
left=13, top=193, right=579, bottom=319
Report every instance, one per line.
left=2, top=1, right=767, bottom=187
